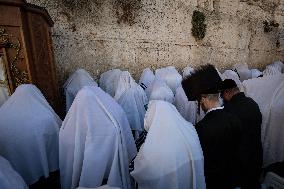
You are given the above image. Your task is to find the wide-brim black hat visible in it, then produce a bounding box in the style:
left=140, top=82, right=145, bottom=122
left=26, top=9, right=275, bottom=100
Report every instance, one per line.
left=181, top=64, right=222, bottom=101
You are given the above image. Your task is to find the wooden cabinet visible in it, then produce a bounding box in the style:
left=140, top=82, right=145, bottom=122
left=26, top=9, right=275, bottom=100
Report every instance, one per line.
left=0, top=0, right=60, bottom=113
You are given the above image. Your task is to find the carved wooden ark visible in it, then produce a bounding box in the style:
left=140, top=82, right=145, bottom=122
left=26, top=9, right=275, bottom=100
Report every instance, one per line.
left=0, top=0, right=60, bottom=113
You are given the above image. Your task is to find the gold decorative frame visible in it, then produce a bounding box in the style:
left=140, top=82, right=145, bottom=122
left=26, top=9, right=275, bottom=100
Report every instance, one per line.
left=0, top=28, right=29, bottom=87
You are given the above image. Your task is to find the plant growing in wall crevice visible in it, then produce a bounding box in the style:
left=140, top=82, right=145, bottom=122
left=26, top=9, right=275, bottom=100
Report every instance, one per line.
left=191, top=10, right=207, bottom=40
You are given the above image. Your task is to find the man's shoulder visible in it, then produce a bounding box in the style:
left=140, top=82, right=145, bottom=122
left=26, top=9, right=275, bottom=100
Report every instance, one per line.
left=196, top=109, right=242, bottom=133
left=234, top=92, right=258, bottom=105
left=197, top=109, right=240, bottom=126
left=226, top=93, right=261, bottom=113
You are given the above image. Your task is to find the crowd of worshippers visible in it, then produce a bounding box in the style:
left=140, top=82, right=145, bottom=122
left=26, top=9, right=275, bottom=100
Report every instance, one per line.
left=0, top=60, right=283, bottom=189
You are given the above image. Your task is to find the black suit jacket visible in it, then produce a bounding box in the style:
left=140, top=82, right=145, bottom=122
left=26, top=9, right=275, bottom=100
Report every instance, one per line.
left=224, top=92, right=263, bottom=188
left=196, top=109, right=242, bottom=189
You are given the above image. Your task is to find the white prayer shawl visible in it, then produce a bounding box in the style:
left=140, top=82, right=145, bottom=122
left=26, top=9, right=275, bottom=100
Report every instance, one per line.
left=215, top=67, right=223, bottom=78
left=139, top=68, right=155, bottom=92
left=242, top=74, right=284, bottom=167
left=64, top=69, right=98, bottom=111
left=0, top=156, right=28, bottom=189
left=174, top=86, right=197, bottom=124
left=59, top=86, right=137, bottom=189
left=77, top=185, right=120, bottom=189
left=146, top=78, right=174, bottom=103
left=251, top=69, right=262, bottom=78
left=114, top=71, right=137, bottom=101
left=155, top=66, right=182, bottom=94
left=131, top=100, right=206, bottom=189
left=233, top=63, right=252, bottom=81
left=263, top=65, right=282, bottom=76
left=117, top=85, right=148, bottom=138
left=182, top=66, right=195, bottom=78
left=267, top=60, right=284, bottom=73
left=99, top=69, right=122, bottom=97
left=0, top=84, right=61, bottom=185
left=275, top=60, right=284, bottom=72
left=221, top=70, right=242, bottom=88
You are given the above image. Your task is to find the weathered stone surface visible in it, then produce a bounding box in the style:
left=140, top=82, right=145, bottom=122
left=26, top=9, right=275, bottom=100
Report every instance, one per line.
left=26, top=0, right=284, bottom=85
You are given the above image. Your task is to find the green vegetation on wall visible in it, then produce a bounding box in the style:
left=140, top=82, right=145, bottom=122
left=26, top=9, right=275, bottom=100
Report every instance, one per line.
left=191, top=10, right=206, bottom=40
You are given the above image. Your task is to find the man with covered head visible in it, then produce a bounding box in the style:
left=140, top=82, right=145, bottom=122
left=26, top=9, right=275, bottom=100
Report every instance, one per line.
left=182, top=64, right=242, bottom=189
left=220, top=79, right=263, bottom=189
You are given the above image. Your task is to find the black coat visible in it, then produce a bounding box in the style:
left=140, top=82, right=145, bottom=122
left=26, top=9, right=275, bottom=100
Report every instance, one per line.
left=224, top=92, right=263, bottom=189
left=196, top=109, right=242, bottom=189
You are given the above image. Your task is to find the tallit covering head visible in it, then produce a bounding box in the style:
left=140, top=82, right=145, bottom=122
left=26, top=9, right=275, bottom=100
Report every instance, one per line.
left=77, top=185, right=120, bottom=189
left=267, top=60, right=284, bottom=73
left=99, top=69, right=122, bottom=97
left=0, top=84, right=61, bottom=184
left=155, top=66, right=182, bottom=94
left=182, top=66, right=195, bottom=78
left=174, top=86, right=198, bottom=124
left=0, top=156, right=28, bottom=189
left=138, top=68, right=155, bottom=91
left=64, top=69, right=98, bottom=111
left=117, top=85, right=148, bottom=138
left=146, top=78, right=174, bottom=103
left=131, top=100, right=206, bottom=189
left=233, top=63, right=252, bottom=81
left=114, top=71, right=137, bottom=100
left=251, top=69, right=262, bottom=78
left=182, top=64, right=222, bottom=101
left=243, top=75, right=284, bottom=167
left=59, top=86, right=137, bottom=189
left=221, top=70, right=242, bottom=88
left=263, top=64, right=282, bottom=76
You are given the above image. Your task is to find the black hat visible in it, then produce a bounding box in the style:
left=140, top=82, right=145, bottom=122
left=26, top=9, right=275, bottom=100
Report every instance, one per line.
left=219, top=79, right=237, bottom=91
left=181, top=64, right=222, bottom=101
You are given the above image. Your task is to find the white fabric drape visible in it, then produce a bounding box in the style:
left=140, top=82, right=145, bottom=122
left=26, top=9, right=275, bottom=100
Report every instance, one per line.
left=182, top=66, right=195, bottom=78
left=263, top=64, right=282, bottom=76
left=99, top=69, right=122, bottom=97
left=221, top=70, right=242, bottom=88
left=114, top=71, right=137, bottom=101
left=264, top=60, right=284, bottom=74
left=233, top=63, right=252, bottom=81
left=64, top=69, right=98, bottom=111
left=139, top=68, right=155, bottom=93
left=174, top=86, right=197, bottom=124
left=117, top=85, right=148, bottom=138
left=77, top=185, right=120, bottom=189
left=0, top=84, right=61, bottom=185
left=155, top=66, right=182, bottom=94
left=146, top=78, right=174, bottom=103
left=59, top=86, right=137, bottom=189
left=131, top=100, right=206, bottom=189
left=251, top=69, right=262, bottom=78
left=0, top=156, right=28, bottom=189
left=242, top=74, right=284, bottom=167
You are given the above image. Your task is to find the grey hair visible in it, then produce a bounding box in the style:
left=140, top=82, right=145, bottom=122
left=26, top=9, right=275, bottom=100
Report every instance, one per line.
left=202, top=93, right=220, bottom=101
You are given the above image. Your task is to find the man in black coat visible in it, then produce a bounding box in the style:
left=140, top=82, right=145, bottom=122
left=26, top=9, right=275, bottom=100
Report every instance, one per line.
left=182, top=65, right=242, bottom=189
left=220, top=79, right=263, bottom=189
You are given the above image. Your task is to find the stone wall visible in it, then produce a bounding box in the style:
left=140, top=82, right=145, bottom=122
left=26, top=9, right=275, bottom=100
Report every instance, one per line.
left=27, top=0, right=284, bottom=84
